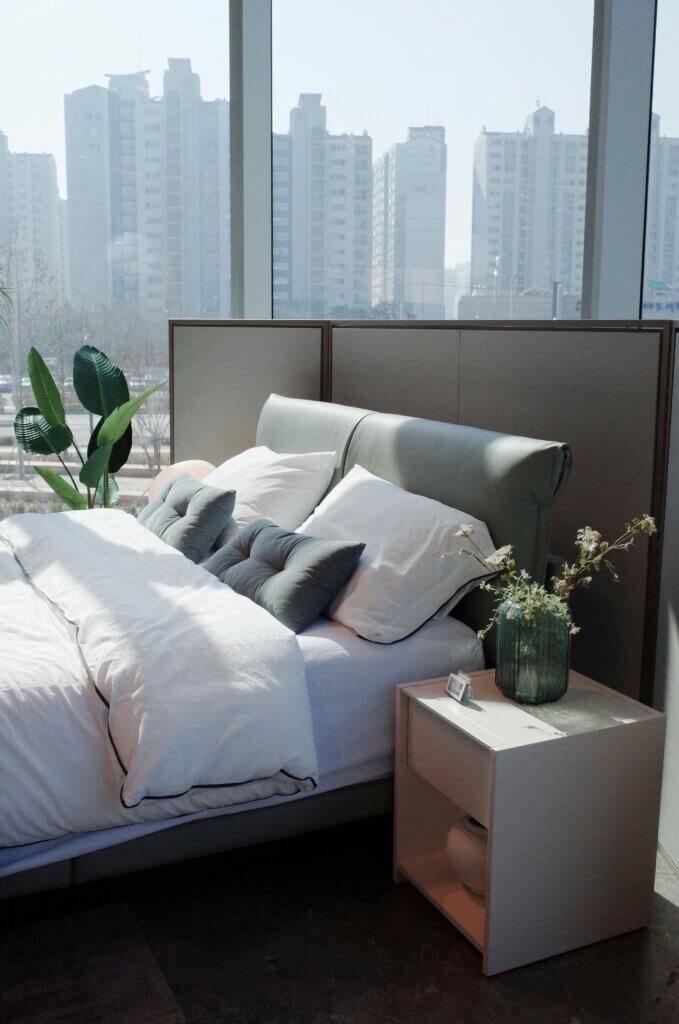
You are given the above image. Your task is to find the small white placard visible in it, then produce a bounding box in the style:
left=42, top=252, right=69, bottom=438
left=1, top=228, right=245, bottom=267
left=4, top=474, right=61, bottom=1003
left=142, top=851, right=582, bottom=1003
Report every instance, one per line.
left=445, top=671, right=473, bottom=703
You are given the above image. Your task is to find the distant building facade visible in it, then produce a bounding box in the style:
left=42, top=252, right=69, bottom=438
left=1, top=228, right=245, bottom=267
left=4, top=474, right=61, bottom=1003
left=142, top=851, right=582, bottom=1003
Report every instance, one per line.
left=273, top=94, right=372, bottom=316
left=444, top=262, right=470, bottom=319
left=372, top=126, right=447, bottom=318
left=470, top=106, right=587, bottom=304
left=272, top=132, right=292, bottom=310
left=645, top=113, right=679, bottom=302
left=64, top=59, right=230, bottom=319
left=0, top=131, right=65, bottom=301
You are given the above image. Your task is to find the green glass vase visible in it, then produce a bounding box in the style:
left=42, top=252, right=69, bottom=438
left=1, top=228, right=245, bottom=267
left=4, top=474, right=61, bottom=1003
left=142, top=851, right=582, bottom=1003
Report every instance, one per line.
left=495, top=600, right=571, bottom=704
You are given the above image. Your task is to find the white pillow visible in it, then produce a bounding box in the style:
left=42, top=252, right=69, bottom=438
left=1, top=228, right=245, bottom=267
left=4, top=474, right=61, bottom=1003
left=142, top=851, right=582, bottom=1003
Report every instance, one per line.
left=298, top=465, right=496, bottom=643
left=204, top=446, right=336, bottom=536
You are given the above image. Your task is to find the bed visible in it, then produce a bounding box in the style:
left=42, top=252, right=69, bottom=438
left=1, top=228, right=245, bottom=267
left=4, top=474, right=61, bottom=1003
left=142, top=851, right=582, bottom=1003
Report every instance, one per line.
left=0, top=394, right=571, bottom=897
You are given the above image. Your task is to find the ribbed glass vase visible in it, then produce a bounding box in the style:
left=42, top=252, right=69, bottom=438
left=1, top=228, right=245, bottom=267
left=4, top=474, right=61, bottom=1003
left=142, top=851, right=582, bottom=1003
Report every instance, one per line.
left=495, top=600, right=571, bottom=704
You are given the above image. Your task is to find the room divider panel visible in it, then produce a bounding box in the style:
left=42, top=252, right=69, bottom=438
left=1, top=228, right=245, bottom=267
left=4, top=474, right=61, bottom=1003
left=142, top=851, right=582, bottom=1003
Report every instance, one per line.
left=170, top=319, right=674, bottom=703
left=330, top=326, right=460, bottom=422
left=170, top=320, right=328, bottom=465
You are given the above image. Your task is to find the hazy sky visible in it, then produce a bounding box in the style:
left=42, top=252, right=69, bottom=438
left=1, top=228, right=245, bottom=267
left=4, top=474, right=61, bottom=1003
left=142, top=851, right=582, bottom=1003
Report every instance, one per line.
left=1, top=1, right=676, bottom=265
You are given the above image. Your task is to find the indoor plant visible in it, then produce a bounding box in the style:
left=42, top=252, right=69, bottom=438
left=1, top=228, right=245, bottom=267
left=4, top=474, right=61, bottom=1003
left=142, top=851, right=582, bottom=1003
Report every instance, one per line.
left=13, top=344, right=164, bottom=510
left=440, top=515, right=657, bottom=704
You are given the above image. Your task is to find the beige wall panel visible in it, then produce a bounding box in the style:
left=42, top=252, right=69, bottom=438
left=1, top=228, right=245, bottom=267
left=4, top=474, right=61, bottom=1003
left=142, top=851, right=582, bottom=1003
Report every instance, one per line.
left=171, top=324, right=322, bottom=464
left=458, top=327, right=661, bottom=698
left=331, top=327, right=460, bottom=422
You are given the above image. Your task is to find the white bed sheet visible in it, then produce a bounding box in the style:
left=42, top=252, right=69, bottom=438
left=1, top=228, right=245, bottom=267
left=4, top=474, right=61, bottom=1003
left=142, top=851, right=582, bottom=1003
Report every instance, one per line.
left=0, top=615, right=483, bottom=878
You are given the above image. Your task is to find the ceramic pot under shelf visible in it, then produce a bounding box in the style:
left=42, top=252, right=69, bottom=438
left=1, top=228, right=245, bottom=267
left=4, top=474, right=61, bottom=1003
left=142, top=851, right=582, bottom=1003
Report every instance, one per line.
left=445, top=816, right=488, bottom=896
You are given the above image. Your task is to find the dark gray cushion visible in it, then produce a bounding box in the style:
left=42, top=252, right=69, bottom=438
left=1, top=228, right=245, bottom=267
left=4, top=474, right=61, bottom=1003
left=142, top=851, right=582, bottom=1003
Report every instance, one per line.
left=203, top=519, right=364, bottom=633
left=138, top=475, right=235, bottom=563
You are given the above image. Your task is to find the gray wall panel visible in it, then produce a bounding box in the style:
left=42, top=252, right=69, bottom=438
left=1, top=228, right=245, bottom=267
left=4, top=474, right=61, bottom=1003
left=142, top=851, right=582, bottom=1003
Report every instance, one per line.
left=458, top=327, right=661, bottom=698
left=171, top=323, right=323, bottom=465
left=331, top=327, right=460, bottom=422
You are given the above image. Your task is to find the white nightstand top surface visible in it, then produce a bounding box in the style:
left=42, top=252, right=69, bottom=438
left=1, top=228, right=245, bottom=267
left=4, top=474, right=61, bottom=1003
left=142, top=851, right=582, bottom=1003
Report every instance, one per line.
left=403, top=669, right=660, bottom=752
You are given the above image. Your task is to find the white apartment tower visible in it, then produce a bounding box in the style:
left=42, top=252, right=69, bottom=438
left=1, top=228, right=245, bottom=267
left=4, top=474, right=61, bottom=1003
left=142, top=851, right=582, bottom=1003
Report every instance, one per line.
left=645, top=114, right=679, bottom=298
left=0, top=131, right=64, bottom=303
left=64, top=60, right=230, bottom=319
left=372, top=126, right=447, bottom=319
left=282, top=94, right=372, bottom=316
left=470, top=106, right=587, bottom=299
left=162, top=58, right=230, bottom=318
left=64, top=84, right=113, bottom=307
left=272, top=132, right=292, bottom=310
left=106, top=71, right=166, bottom=318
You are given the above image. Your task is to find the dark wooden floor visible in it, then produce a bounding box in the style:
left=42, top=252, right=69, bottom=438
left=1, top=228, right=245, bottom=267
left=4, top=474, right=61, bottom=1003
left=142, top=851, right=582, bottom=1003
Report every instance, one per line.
left=2, top=817, right=679, bottom=1024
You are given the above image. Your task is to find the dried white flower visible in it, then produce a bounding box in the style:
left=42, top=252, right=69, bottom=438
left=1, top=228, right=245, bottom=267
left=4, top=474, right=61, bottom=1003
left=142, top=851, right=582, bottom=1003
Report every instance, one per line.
left=576, top=526, right=602, bottom=557
left=454, top=524, right=476, bottom=539
left=485, top=544, right=513, bottom=567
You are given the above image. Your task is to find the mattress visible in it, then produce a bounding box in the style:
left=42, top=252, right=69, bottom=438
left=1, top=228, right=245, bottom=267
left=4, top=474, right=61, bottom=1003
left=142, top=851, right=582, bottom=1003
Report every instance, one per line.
left=0, top=615, right=483, bottom=878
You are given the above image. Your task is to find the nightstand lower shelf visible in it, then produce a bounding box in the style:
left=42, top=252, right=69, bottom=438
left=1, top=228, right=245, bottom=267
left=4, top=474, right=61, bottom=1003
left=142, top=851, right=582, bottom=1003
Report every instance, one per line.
left=399, top=851, right=485, bottom=952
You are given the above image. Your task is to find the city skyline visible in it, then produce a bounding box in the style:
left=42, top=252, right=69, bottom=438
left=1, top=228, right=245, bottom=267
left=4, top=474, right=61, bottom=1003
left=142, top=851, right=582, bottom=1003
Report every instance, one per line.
left=2, top=53, right=679, bottom=323
left=0, top=0, right=597, bottom=265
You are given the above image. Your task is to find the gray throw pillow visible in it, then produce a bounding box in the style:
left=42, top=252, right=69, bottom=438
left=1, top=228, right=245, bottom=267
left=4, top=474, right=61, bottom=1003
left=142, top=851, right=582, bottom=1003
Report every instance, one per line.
left=138, top=475, right=236, bottom=563
left=203, top=519, right=365, bottom=633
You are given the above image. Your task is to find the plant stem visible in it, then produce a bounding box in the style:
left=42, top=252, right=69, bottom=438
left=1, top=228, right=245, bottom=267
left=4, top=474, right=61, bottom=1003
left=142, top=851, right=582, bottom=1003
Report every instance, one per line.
left=72, top=439, right=86, bottom=466
left=56, top=453, right=79, bottom=492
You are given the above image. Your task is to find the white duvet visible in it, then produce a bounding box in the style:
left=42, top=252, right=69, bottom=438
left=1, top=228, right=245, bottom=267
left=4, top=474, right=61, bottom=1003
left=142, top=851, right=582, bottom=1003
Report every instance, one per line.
left=0, top=510, right=318, bottom=847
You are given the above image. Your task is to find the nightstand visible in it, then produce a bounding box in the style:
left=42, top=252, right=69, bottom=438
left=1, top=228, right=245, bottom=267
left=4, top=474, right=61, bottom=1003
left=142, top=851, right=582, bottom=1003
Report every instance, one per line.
left=394, top=669, right=665, bottom=975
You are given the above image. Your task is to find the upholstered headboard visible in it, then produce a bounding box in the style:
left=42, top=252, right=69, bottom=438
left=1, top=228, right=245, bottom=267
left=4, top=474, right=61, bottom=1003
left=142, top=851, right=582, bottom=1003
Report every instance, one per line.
left=256, top=393, right=572, bottom=654
left=256, top=393, right=370, bottom=489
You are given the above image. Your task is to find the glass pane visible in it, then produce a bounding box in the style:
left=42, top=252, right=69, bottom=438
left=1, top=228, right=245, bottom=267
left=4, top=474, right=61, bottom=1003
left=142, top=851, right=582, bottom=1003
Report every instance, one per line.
left=643, top=0, right=679, bottom=319
left=272, top=0, right=593, bottom=321
left=0, top=1, right=229, bottom=516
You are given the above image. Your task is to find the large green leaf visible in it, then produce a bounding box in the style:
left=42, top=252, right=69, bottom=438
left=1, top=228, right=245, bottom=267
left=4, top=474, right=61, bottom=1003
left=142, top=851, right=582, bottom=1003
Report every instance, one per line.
left=73, top=345, right=129, bottom=416
left=27, top=348, right=65, bottom=426
left=97, top=383, right=166, bottom=447
left=80, top=443, right=113, bottom=489
left=34, top=466, right=87, bottom=510
left=88, top=419, right=132, bottom=474
left=14, top=407, right=73, bottom=455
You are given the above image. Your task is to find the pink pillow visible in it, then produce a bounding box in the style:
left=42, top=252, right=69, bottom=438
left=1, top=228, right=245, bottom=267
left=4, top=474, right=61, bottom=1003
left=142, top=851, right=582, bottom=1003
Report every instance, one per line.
left=147, top=460, right=216, bottom=502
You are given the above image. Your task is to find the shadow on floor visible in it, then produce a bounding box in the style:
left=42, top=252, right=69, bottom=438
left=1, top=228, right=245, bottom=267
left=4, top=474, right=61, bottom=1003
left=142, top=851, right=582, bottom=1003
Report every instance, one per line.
left=2, top=816, right=678, bottom=1024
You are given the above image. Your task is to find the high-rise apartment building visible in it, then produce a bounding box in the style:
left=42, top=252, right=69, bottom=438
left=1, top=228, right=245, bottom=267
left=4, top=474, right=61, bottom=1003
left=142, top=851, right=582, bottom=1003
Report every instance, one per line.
left=444, top=262, right=471, bottom=320
left=274, top=94, right=372, bottom=316
left=64, top=59, right=230, bottom=320
left=372, top=126, right=447, bottom=319
left=163, top=58, right=230, bottom=317
left=470, top=107, right=587, bottom=301
left=272, top=132, right=292, bottom=309
left=645, top=113, right=679, bottom=300
left=0, top=130, right=64, bottom=302
left=64, top=84, right=113, bottom=308
left=106, top=71, right=166, bottom=318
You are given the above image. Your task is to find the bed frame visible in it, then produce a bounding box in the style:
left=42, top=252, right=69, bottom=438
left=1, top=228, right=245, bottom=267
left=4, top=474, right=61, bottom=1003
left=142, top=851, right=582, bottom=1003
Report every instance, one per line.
left=1, top=395, right=570, bottom=899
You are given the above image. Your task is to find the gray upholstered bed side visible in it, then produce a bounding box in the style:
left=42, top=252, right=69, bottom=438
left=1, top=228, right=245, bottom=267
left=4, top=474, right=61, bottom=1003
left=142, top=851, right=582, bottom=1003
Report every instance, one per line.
left=256, top=393, right=370, bottom=488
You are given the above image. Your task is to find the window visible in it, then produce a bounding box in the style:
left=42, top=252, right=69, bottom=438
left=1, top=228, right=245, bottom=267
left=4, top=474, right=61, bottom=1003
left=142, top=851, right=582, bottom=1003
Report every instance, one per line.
left=0, top=0, right=230, bottom=515
left=273, top=0, right=593, bottom=320
left=642, top=0, right=679, bottom=319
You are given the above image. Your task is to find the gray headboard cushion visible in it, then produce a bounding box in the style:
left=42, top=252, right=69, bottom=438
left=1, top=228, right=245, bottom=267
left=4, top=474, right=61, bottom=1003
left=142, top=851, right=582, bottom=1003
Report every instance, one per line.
left=255, top=395, right=571, bottom=653
left=256, top=393, right=370, bottom=488
left=344, top=412, right=571, bottom=582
